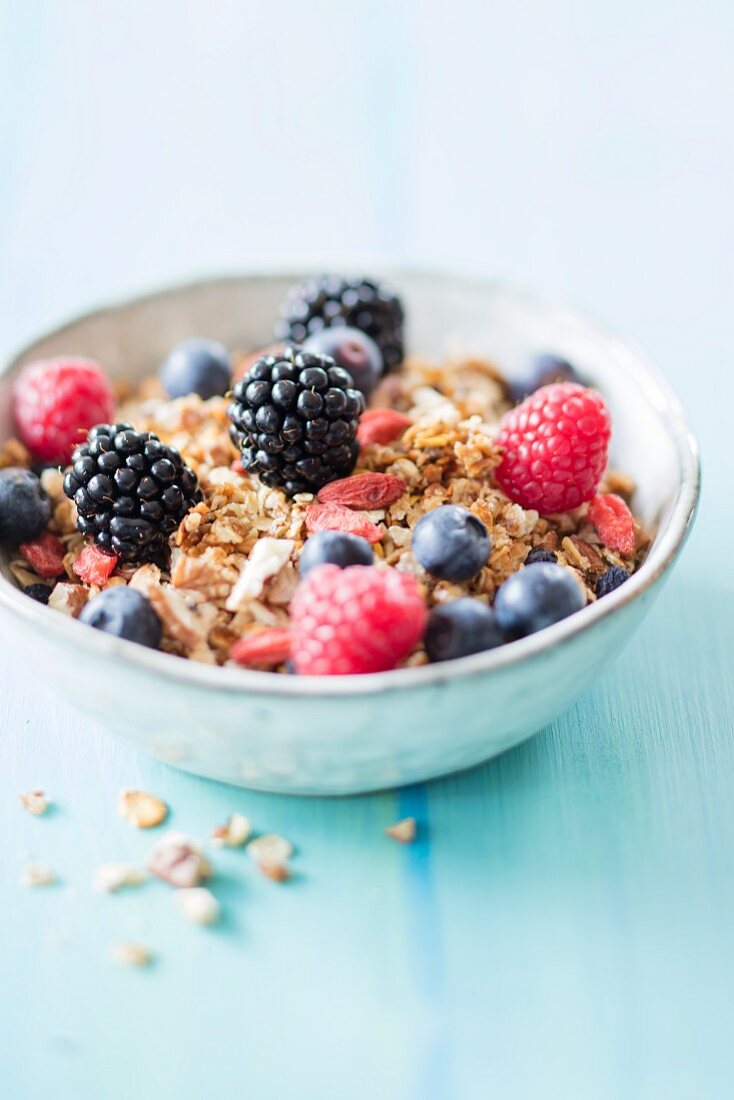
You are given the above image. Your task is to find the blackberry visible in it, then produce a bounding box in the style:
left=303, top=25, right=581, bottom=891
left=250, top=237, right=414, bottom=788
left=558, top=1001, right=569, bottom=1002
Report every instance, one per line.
left=274, top=275, right=405, bottom=372
left=227, top=347, right=365, bottom=497
left=62, top=422, right=202, bottom=564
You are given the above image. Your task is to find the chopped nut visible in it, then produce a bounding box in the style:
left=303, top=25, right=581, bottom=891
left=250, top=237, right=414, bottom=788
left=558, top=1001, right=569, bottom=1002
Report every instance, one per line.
left=258, top=860, right=291, bottom=882
left=20, top=862, right=55, bottom=887
left=174, top=887, right=220, bottom=924
left=385, top=817, right=417, bottom=844
left=147, top=831, right=211, bottom=887
left=117, top=789, right=168, bottom=829
left=211, top=812, right=252, bottom=847
left=19, top=790, right=50, bottom=816
left=246, top=833, right=293, bottom=864
left=47, top=582, right=88, bottom=618
left=92, top=863, right=146, bottom=893
left=225, top=538, right=295, bottom=610
left=110, top=942, right=152, bottom=967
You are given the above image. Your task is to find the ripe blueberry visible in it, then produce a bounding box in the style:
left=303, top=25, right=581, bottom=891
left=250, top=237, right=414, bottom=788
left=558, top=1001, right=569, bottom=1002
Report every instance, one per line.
left=494, top=562, right=585, bottom=639
left=412, top=505, right=490, bottom=582
left=0, top=468, right=51, bottom=546
left=299, top=531, right=373, bottom=576
left=159, top=338, right=232, bottom=400
left=79, top=586, right=163, bottom=648
left=425, top=598, right=504, bottom=662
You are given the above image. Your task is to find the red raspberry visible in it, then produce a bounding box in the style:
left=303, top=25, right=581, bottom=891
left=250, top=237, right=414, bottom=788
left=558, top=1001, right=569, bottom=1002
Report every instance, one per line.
left=13, top=357, right=116, bottom=464
left=291, top=564, right=427, bottom=675
left=495, top=383, right=611, bottom=514
left=588, top=493, right=636, bottom=556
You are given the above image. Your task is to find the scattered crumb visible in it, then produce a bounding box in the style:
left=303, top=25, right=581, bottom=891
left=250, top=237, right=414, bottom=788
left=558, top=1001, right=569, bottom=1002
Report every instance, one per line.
left=147, top=830, right=211, bottom=887
left=385, top=817, right=417, bottom=844
left=246, top=833, right=293, bottom=864
left=117, top=789, right=169, bottom=829
left=258, top=860, right=291, bottom=883
left=174, top=887, right=220, bottom=925
left=211, top=811, right=252, bottom=847
left=92, top=862, right=147, bottom=893
left=19, top=790, right=50, bottom=816
left=20, top=861, right=56, bottom=888
left=110, top=942, right=152, bottom=968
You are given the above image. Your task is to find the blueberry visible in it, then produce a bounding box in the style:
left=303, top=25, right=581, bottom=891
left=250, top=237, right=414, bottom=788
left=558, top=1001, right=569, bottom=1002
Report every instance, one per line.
left=79, top=586, right=162, bottom=648
left=494, top=562, right=586, bottom=639
left=425, top=598, right=504, bottom=662
left=508, top=353, right=581, bottom=404
left=159, top=338, right=232, bottom=400
left=25, top=583, right=52, bottom=604
left=524, top=547, right=557, bottom=565
left=299, top=531, right=373, bottom=576
left=302, top=327, right=383, bottom=396
left=0, top=468, right=51, bottom=546
left=412, top=505, right=491, bottom=582
left=596, top=566, right=628, bottom=598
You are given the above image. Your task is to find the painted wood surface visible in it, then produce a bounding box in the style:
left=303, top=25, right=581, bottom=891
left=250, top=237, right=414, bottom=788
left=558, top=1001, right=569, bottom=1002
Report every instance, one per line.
left=1, top=2, right=733, bottom=1096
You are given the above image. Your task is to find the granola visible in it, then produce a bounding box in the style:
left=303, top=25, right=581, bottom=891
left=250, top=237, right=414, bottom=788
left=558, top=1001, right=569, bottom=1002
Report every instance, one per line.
left=1, top=300, right=648, bottom=673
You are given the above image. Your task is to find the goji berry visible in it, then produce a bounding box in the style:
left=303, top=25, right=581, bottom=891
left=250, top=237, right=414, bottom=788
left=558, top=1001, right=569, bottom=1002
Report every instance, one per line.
left=230, top=628, right=292, bottom=667
left=588, top=493, right=636, bottom=556
left=317, top=472, right=405, bottom=509
left=305, top=502, right=382, bottom=544
left=19, top=531, right=66, bottom=578
left=73, top=545, right=119, bottom=585
left=357, top=408, right=412, bottom=447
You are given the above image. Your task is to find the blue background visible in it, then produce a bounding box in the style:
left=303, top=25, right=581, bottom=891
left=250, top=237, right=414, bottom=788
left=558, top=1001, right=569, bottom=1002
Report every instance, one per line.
left=1, top=2, right=733, bottom=1097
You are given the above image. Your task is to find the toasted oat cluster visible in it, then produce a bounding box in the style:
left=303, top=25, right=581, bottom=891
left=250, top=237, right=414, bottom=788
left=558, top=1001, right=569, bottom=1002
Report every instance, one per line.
left=0, top=350, right=646, bottom=670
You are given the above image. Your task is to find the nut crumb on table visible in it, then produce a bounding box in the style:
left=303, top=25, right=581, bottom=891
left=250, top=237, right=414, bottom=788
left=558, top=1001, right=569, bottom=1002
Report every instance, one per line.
left=19, top=790, right=50, bottom=816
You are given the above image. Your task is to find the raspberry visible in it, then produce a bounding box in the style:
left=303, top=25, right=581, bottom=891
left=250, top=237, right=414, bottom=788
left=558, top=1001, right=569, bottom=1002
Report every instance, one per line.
left=317, top=472, right=405, bottom=508
left=13, top=358, right=116, bottom=464
left=495, top=383, right=611, bottom=514
left=588, top=493, right=636, bottom=555
left=291, top=564, right=427, bottom=675
left=19, top=531, right=65, bottom=578
left=230, top=628, right=292, bottom=668
left=73, top=545, right=119, bottom=586
left=357, top=408, right=412, bottom=447
left=305, top=502, right=382, bottom=544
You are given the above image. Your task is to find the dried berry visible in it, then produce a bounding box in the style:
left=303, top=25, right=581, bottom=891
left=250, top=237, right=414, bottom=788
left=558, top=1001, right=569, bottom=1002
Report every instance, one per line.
left=19, top=531, right=65, bottom=578
left=588, top=493, right=636, bottom=556
left=357, top=408, right=412, bottom=447
left=317, top=472, right=405, bottom=509
left=229, top=628, right=292, bottom=668
left=73, top=545, right=119, bottom=586
left=305, top=502, right=382, bottom=544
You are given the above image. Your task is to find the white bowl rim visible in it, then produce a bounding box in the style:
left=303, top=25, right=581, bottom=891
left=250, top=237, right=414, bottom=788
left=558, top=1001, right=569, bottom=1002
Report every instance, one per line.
left=0, top=267, right=700, bottom=698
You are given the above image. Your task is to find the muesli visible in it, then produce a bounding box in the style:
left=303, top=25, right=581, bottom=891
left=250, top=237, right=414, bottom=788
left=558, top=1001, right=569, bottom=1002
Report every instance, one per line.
left=0, top=275, right=647, bottom=675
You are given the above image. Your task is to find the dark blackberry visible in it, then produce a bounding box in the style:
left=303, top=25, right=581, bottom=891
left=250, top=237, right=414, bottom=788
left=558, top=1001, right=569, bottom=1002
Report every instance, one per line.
left=227, top=347, right=365, bottom=497
left=274, top=275, right=405, bottom=372
left=62, top=422, right=202, bottom=564
left=596, top=565, right=628, bottom=599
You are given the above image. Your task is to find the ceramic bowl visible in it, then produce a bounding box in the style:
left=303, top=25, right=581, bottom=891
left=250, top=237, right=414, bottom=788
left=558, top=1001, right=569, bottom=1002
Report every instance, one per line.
left=0, top=271, right=699, bottom=794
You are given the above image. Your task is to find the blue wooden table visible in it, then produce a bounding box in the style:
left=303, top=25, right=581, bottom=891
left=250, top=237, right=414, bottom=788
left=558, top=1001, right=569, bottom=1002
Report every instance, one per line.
left=1, top=2, right=733, bottom=1096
